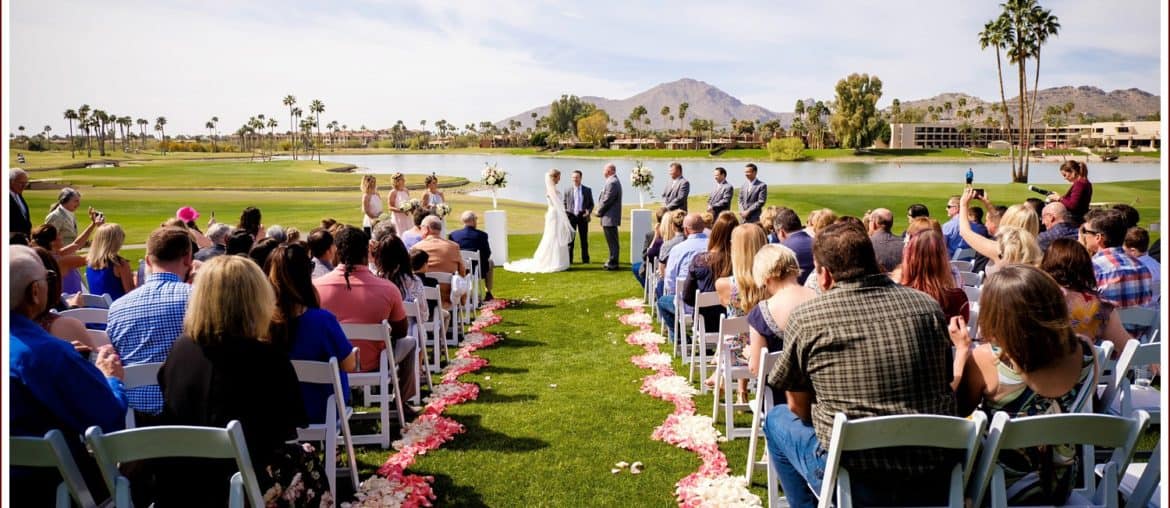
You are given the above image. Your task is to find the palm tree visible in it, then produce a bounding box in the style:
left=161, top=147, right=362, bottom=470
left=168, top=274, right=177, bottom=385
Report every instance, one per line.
left=310, top=100, right=325, bottom=163
left=283, top=94, right=297, bottom=159
left=660, top=106, right=670, bottom=133
left=42, top=125, right=51, bottom=142
left=292, top=107, right=304, bottom=151
left=979, top=16, right=1016, bottom=179
left=995, top=0, right=1059, bottom=182
left=93, top=110, right=109, bottom=156
left=1023, top=3, right=1061, bottom=173
left=63, top=109, right=78, bottom=158
left=155, top=116, right=167, bottom=155
left=78, top=105, right=92, bottom=157
left=267, top=118, right=278, bottom=152
left=136, top=118, right=149, bottom=149
left=206, top=121, right=216, bottom=150
left=677, top=102, right=689, bottom=132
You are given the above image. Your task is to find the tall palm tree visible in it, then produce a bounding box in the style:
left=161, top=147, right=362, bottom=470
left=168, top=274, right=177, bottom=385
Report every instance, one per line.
left=267, top=118, right=278, bottom=153
left=118, top=117, right=132, bottom=152
left=93, top=110, right=109, bottom=156
left=63, top=109, right=78, bottom=158
left=155, top=116, right=167, bottom=155
left=309, top=100, right=325, bottom=163
left=1024, top=4, right=1060, bottom=173
left=283, top=94, right=297, bottom=159
left=136, top=118, right=149, bottom=149
left=997, top=0, right=1059, bottom=183
left=678, top=102, right=689, bottom=132
left=979, top=16, right=1015, bottom=178
left=660, top=106, right=670, bottom=133
left=78, top=105, right=92, bottom=157
left=208, top=116, right=220, bottom=152
left=292, top=107, right=304, bottom=152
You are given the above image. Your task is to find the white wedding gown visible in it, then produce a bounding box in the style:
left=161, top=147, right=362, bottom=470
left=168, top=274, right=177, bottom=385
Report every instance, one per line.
left=504, top=175, right=573, bottom=273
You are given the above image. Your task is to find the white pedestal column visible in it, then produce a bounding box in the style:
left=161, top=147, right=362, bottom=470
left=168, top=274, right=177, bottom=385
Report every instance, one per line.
left=630, top=209, right=652, bottom=265
left=485, top=209, right=508, bottom=266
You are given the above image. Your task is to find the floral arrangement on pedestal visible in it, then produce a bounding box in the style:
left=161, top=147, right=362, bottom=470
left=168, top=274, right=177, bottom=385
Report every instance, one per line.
left=481, top=163, right=508, bottom=209
left=630, top=161, right=654, bottom=209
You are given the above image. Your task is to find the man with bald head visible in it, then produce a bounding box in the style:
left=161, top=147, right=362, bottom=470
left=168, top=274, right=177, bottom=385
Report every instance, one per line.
left=10, top=168, right=32, bottom=236
left=867, top=208, right=904, bottom=273
left=657, top=213, right=709, bottom=338
left=595, top=163, right=623, bottom=270
left=1037, top=202, right=1079, bottom=252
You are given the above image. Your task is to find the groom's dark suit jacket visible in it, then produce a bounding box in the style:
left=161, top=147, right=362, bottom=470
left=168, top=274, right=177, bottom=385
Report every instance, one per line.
left=564, top=185, right=594, bottom=221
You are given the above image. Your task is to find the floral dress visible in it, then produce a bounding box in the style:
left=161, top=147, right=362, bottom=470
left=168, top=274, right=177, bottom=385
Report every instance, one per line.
left=723, top=276, right=748, bottom=366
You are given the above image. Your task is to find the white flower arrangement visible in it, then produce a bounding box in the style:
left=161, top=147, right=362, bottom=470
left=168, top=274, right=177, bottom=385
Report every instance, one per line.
left=400, top=198, right=421, bottom=215
left=628, top=330, right=667, bottom=346
left=630, top=161, right=654, bottom=193
left=658, top=413, right=722, bottom=447
left=649, top=375, right=699, bottom=399
left=342, top=476, right=410, bottom=507
left=481, top=163, right=508, bottom=188
left=636, top=353, right=672, bottom=370
left=684, top=475, right=763, bottom=507
left=434, top=203, right=452, bottom=218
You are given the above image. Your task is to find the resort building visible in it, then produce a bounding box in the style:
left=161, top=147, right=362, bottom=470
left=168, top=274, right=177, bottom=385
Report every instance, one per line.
left=888, top=121, right=1160, bottom=151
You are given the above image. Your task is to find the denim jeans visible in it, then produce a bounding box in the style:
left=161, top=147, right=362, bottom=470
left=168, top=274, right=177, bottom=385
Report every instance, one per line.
left=632, top=261, right=645, bottom=287
left=657, top=294, right=676, bottom=339
left=764, top=404, right=825, bottom=508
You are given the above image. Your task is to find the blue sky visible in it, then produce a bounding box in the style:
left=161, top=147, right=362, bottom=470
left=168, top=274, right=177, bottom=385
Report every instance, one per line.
left=7, top=0, right=1164, bottom=135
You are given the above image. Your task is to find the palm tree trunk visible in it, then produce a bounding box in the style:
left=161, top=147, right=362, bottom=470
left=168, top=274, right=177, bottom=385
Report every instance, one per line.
left=68, top=121, right=75, bottom=159
left=1017, top=57, right=1028, bottom=183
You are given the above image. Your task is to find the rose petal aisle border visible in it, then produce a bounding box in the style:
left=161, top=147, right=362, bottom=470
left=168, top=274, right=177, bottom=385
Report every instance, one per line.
left=343, top=299, right=509, bottom=508
left=615, top=298, right=762, bottom=508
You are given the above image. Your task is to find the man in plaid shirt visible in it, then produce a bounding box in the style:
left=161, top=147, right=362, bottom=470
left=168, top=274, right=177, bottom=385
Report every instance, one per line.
left=1082, top=209, right=1152, bottom=308
left=764, top=222, right=958, bottom=507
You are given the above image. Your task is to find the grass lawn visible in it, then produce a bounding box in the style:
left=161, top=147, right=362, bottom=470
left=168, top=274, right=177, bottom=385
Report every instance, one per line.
left=9, top=148, right=258, bottom=169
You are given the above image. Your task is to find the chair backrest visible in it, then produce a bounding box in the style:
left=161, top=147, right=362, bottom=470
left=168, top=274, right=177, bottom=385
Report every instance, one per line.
left=340, top=321, right=393, bottom=372
left=952, top=247, right=976, bottom=261
left=76, top=293, right=114, bottom=309
left=719, top=315, right=750, bottom=340
left=691, top=290, right=722, bottom=332
left=818, top=412, right=987, bottom=508
left=962, top=285, right=982, bottom=306
left=967, top=307, right=980, bottom=340
left=459, top=250, right=480, bottom=274
left=959, top=271, right=983, bottom=288
left=754, top=349, right=783, bottom=413
left=950, top=259, right=974, bottom=272
left=10, top=429, right=98, bottom=508
left=426, top=271, right=452, bottom=284
left=56, top=308, right=109, bottom=325
left=968, top=411, right=1150, bottom=508
left=1070, top=342, right=1111, bottom=413
left=123, top=362, right=165, bottom=390
left=1118, top=307, right=1159, bottom=342
left=1125, top=437, right=1160, bottom=508
left=85, top=420, right=265, bottom=508
left=289, top=358, right=348, bottom=431
left=1100, top=339, right=1160, bottom=416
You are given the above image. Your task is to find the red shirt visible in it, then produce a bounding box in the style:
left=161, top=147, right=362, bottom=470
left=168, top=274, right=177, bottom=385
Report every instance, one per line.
left=314, top=264, right=406, bottom=371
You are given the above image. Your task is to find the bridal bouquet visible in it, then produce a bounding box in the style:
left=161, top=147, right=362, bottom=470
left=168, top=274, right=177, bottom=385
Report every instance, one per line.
left=630, top=161, right=654, bottom=208
left=400, top=198, right=421, bottom=215
left=434, top=203, right=452, bottom=218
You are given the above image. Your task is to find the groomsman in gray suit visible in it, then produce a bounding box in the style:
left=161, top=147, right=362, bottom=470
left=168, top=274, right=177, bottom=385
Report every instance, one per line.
left=595, top=163, right=623, bottom=270
left=738, top=163, right=767, bottom=223
left=707, top=167, right=733, bottom=216
left=661, top=162, right=690, bottom=211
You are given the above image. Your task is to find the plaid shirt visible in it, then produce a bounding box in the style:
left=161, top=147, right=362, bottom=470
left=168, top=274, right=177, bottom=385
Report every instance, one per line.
left=1093, top=247, right=1153, bottom=308
left=767, top=274, right=957, bottom=475
left=107, top=272, right=191, bottom=415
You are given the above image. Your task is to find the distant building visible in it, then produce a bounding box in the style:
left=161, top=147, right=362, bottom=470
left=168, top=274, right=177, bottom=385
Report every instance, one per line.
left=889, top=121, right=1159, bottom=151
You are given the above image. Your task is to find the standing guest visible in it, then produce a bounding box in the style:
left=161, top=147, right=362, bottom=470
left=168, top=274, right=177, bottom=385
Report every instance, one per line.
left=225, top=227, right=255, bottom=256
left=30, top=223, right=97, bottom=295
left=449, top=210, right=495, bottom=301
left=595, top=162, right=623, bottom=270
left=401, top=209, right=430, bottom=250
left=661, top=162, right=690, bottom=211
left=315, top=226, right=412, bottom=380
left=156, top=255, right=330, bottom=507
left=266, top=243, right=357, bottom=424
left=1046, top=160, right=1093, bottom=224
left=44, top=187, right=90, bottom=245
left=374, top=236, right=429, bottom=322
left=1124, top=227, right=1160, bottom=309
left=867, top=208, right=904, bottom=273
left=764, top=223, right=957, bottom=507
left=412, top=215, right=468, bottom=308
left=85, top=223, right=134, bottom=300
left=1041, top=239, right=1131, bottom=354
left=759, top=206, right=781, bottom=243
left=387, top=172, right=414, bottom=235
left=307, top=227, right=336, bottom=279
left=1083, top=209, right=1153, bottom=308
left=237, top=206, right=264, bottom=241
left=9, top=245, right=127, bottom=507
left=656, top=213, right=708, bottom=338
left=10, top=168, right=32, bottom=236
left=194, top=223, right=232, bottom=261
left=421, top=173, right=445, bottom=212
left=707, top=167, right=733, bottom=216
left=738, top=163, right=767, bottom=223
left=948, top=264, right=1096, bottom=506
left=564, top=170, right=594, bottom=264
left=773, top=207, right=814, bottom=285
left=1038, top=202, right=1079, bottom=251
left=901, top=230, right=969, bottom=321
left=360, top=174, right=384, bottom=235
left=32, top=247, right=99, bottom=348
left=747, top=244, right=816, bottom=404
left=107, top=227, right=194, bottom=421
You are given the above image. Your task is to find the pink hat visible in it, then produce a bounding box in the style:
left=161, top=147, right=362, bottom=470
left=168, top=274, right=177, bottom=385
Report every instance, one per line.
left=177, top=206, right=199, bottom=222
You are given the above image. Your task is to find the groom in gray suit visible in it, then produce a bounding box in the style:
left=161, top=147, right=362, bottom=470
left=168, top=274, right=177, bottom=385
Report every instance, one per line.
left=661, top=162, right=690, bottom=211
left=738, top=163, right=767, bottom=223
left=595, top=163, right=623, bottom=270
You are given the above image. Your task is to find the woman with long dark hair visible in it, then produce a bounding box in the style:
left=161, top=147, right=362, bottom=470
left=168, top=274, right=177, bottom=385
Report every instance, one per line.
left=237, top=206, right=264, bottom=241
left=1041, top=238, right=1130, bottom=355
left=372, top=235, right=428, bottom=321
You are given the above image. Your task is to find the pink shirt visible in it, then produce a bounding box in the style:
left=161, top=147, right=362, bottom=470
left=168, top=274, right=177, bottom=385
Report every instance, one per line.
left=314, top=264, right=407, bottom=371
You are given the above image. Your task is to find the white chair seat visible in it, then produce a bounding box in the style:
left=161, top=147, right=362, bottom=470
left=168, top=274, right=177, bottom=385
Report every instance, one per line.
left=1109, top=385, right=1161, bottom=422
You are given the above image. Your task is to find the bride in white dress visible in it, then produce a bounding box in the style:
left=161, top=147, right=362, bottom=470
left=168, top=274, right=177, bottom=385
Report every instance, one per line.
left=504, top=169, right=574, bottom=273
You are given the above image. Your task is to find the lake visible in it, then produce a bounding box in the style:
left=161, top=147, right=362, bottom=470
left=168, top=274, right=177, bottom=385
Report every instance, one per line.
left=317, top=153, right=1161, bottom=205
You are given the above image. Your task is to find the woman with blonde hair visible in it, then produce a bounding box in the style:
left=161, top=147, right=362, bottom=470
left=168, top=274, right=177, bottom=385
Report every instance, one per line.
left=421, top=173, right=445, bottom=212
left=386, top=172, right=414, bottom=235
left=806, top=208, right=837, bottom=237
left=713, top=222, right=769, bottom=401
left=85, top=223, right=134, bottom=300
left=747, top=244, right=816, bottom=398
left=360, top=174, right=384, bottom=235
left=157, top=255, right=330, bottom=507
left=759, top=206, right=781, bottom=243
left=959, top=188, right=1039, bottom=265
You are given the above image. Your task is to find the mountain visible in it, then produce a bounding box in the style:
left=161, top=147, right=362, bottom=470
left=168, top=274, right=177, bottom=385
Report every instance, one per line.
left=497, top=78, right=786, bottom=131
left=890, top=86, right=1159, bottom=124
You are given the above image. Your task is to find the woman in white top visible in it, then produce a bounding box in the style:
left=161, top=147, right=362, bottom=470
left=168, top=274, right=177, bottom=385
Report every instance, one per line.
left=422, top=174, right=444, bottom=212
left=386, top=172, right=414, bottom=235
left=360, top=175, right=384, bottom=234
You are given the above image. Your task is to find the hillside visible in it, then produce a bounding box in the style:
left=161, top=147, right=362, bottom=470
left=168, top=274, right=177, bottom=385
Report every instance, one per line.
left=890, top=86, right=1159, bottom=124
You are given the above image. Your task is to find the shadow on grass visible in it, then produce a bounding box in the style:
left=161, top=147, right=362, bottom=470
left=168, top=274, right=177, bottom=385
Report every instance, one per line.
left=502, top=301, right=556, bottom=311
left=444, top=414, right=550, bottom=454
left=422, top=472, right=490, bottom=507
left=489, top=337, right=545, bottom=349
left=481, top=365, right=530, bottom=375
left=477, top=391, right=538, bottom=404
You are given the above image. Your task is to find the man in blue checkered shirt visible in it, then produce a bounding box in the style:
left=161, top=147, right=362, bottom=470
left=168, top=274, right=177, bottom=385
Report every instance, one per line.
left=1082, top=209, right=1153, bottom=309
left=107, top=227, right=194, bottom=419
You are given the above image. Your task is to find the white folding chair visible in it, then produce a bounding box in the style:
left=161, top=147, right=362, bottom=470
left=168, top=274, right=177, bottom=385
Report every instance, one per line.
left=10, top=429, right=99, bottom=508
left=644, top=258, right=659, bottom=318
left=76, top=293, right=114, bottom=309
left=950, top=259, right=974, bottom=272
left=1116, top=437, right=1160, bottom=508
left=817, top=412, right=987, bottom=508
left=673, top=277, right=692, bottom=361
left=56, top=308, right=109, bottom=327
left=967, top=411, right=1150, bottom=508
left=745, top=349, right=783, bottom=507
left=341, top=321, right=407, bottom=448
left=1100, top=339, right=1161, bottom=424
left=1118, top=307, right=1159, bottom=343
left=427, top=272, right=464, bottom=346
left=952, top=247, right=976, bottom=261
left=86, top=420, right=265, bottom=508
left=963, top=285, right=982, bottom=308
left=290, top=357, right=360, bottom=493
left=121, top=362, right=164, bottom=429
left=1080, top=341, right=1114, bottom=413
left=404, top=299, right=435, bottom=403
left=688, top=291, right=723, bottom=387
left=421, top=286, right=450, bottom=371
left=959, top=270, right=983, bottom=288
left=711, top=315, right=753, bottom=439
left=967, top=307, right=980, bottom=340
left=460, top=250, right=481, bottom=309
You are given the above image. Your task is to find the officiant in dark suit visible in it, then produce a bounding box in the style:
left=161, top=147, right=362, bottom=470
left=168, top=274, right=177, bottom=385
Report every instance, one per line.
left=662, top=162, right=690, bottom=211
left=595, top=163, right=623, bottom=270
left=564, top=170, right=594, bottom=264
left=9, top=168, right=32, bottom=236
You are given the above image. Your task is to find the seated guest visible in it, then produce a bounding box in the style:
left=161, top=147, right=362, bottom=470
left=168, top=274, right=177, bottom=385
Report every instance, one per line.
left=901, top=229, right=969, bottom=321
left=633, top=207, right=669, bottom=288
left=1112, top=203, right=1141, bottom=229
left=285, top=226, right=301, bottom=243
left=1038, top=202, right=1079, bottom=252
left=948, top=264, right=1096, bottom=505
left=248, top=237, right=281, bottom=270
left=266, top=243, right=357, bottom=424
left=1025, top=197, right=1047, bottom=232
left=656, top=213, right=708, bottom=339
left=85, top=223, right=134, bottom=300
left=374, top=235, right=429, bottom=322
left=156, top=255, right=329, bottom=507
left=1083, top=209, right=1153, bottom=308
left=959, top=188, right=1040, bottom=271
left=764, top=223, right=956, bottom=508
left=108, top=227, right=194, bottom=420
left=307, top=227, right=336, bottom=278
left=370, top=220, right=397, bottom=245
left=906, top=203, right=930, bottom=225
left=314, top=226, right=414, bottom=399
left=32, top=247, right=101, bottom=348
left=1124, top=227, right=1160, bottom=309
left=759, top=206, right=781, bottom=243
left=31, top=223, right=95, bottom=295
left=804, top=208, right=836, bottom=239
left=685, top=213, right=740, bottom=393
left=867, top=208, right=903, bottom=273
left=995, top=227, right=1044, bottom=271
left=194, top=222, right=231, bottom=261
left=163, top=217, right=212, bottom=250
left=942, top=194, right=968, bottom=256
left=411, top=250, right=438, bottom=287
left=265, top=224, right=287, bottom=243
left=747, top=244, right=816, bottom=406
left=401, top=209, right=430, bottom=250
left=716, top=223, right=768, bottom=318
left=449, top=210, right=495, bottom=301
left=411, top=215, right=468, bottom=309
left=971, top=205, right=1008, bottom=273
left=10, top=245, right=127, bottom=506
left=656, top=209, right=688, bottom=266
left=225, top=227, right=255, bottom=256
left=1041, top=239, right=1131, bottom=355
left=773, top=207, right=814, bottom=285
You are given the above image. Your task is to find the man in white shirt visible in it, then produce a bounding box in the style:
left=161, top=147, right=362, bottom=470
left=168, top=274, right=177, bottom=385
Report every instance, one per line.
left=563, top=170, right=594, bottom=264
